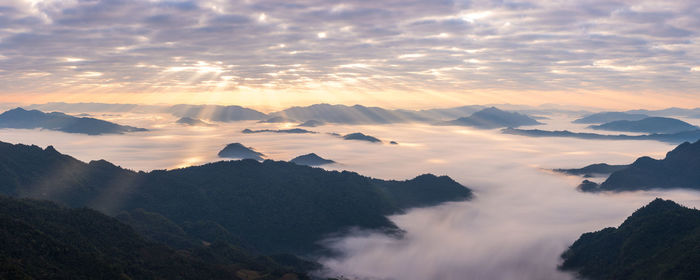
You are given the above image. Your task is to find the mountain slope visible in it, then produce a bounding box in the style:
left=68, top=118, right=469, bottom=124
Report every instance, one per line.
left=582, top=139, right=700, bottom=191
left=441, top=107, right=542, bottom=129
left=0, top=141, right=472, bottom=254
left=0, top=195, right=308, bottom=280
left=589, top=117, right=698, bottom=134
left=0, top=108, right=147, bottom=135
left=572, top=112, right=649, bottom=124
left=560, top=198, right=700, bottom=280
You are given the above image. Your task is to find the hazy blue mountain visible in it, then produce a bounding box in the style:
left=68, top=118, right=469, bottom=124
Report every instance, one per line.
left=343, top=132, right=382, bottom=143
left=441, top=107, right=542, bottom=129
left=290, top=153, right=335, bottom=166
left=625, top=107, right=700, bottom=117
left=258, top=116, right=293, bottom=123
left=0, top=195, right=310, bottom=280
left=390, top=141, right=398, bottom=145
left=176, top=117, right=212, bottom=126
left=502, top=127, right=700, bottom=144
left=217, top=143, right=264, bottom=161
left=26, top=102, right=148, bottom=113
left=580, top=139, right=700, bottom=192
left=242, top=128, right=317, bottom=134
left=270, top=103, right=432, bottom=124
left=560, top=198, right=700, bottom=280
left=572, top=112, right=649, bottom=124
left=589, top=117, right=698, bottom=134
left=0, top=141, right=472, bottom=254
left=297, top=120, right=325, bottom=127
left=168, top=104, right=268, bottom=122
left=403, top=105, right=485, bottom=120
left=0, top=107, right=147, bottom=135
left=554, top=163, right=629, bottom=177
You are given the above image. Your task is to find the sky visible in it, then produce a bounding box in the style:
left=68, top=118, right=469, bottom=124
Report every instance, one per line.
left=0, top=0, right=699, bottom=109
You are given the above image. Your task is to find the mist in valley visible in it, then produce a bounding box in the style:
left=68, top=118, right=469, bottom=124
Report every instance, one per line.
left=1, top=111, right=700, bottom=280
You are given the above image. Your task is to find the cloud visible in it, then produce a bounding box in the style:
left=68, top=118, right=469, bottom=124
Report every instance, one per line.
left=0, top=0, right=698, bottom=99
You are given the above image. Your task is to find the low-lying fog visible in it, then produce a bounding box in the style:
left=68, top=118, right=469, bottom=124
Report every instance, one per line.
left=2, top=113, right=700, bottom=280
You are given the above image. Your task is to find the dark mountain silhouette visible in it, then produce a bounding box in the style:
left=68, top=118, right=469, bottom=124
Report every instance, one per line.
left=217, top=143, right=264, bottom=161
left=297, top=120, right=325, bottom=127
left=441, top=107, right=542, bottom=129
left=580, top=139, right=700, bottom=192
left=573, top=112, right=649, bottom=124
left=625, top=107, right=700, bottom=118
left=502, top=127, right=700, bottom=144
left=390, top=141, right=398, bottom=145
left=0, top=141, right=472, bottom=254
left=343, top=132, right=382, bottom=143
left=560, top=198, right=700, bottom=280
left=242, top=128, right=317, bottom=134
left=176, top=117, right=212, bottom=126
left=554, top=163, right=629, bottom=177
left=290, top=153, right=335, bottom=166
left=589, top=117, right=698, bottom=134
left=168, top=104, right=268, bottom=122
left=0, top=195, right=310, bottom=280
left=0, top=108, right=147, bottom=135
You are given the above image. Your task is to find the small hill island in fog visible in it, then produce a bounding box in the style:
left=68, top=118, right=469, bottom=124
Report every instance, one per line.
left=0, top=108, right=147, bottom=135
left=343, top=132, right=382, bottom=143
left=290, top=153, right=335, bottom=166
left=441, top=107, right=542, bottom=129
left=217, top=143, right=265, bottom=161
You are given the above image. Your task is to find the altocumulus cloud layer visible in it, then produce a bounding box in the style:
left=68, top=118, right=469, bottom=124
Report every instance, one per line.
left=0, top=0, right=699, bottom=96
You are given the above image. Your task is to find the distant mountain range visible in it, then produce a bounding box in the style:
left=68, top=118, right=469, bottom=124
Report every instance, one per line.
left=560, top=198, right=700, bottom=280
left=502, top=127, right=700, bottom=144
left=22, top=102, right=569, bottom=125
left=440, top=107, right=542, bottom=129
left=217, top=143, right=265, bottom=161
left=589, top=117, right=698, bottom=134
left=168, top=104, right=268, bottom=122
left=0, top=108, right=147, bottom=135
left=579, top=139, right=700, bottom=192
left=290, top=153, right=335, bottom=166
left=553, top=163, right=629, bottom=177
left=0, top=195, right=310, bottom=279
left=572, top=112, right=649, bottom=124
left=242, top=128, right=317, bottom=134
left=0, top=141, right=472, bottom=254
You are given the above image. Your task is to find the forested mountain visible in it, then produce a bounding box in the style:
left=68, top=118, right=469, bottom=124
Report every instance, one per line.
left=0, top=195, right=310, bottom=280
left=0, top=141, right=472, bottom=254
left=580, top=139, right=700, bottom=191
left=560, top=199, right=700, bottom=280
